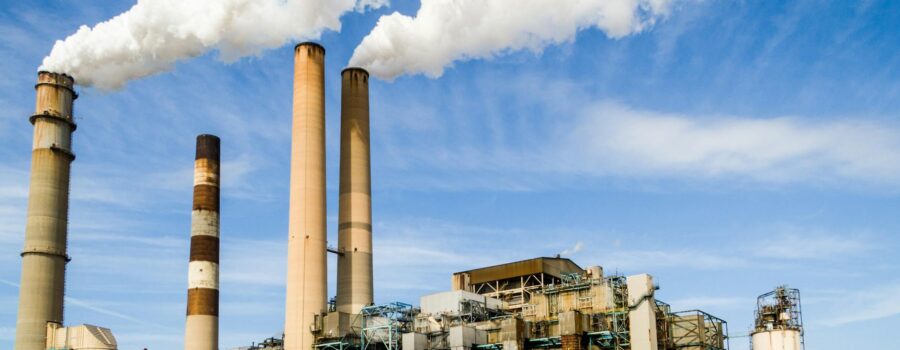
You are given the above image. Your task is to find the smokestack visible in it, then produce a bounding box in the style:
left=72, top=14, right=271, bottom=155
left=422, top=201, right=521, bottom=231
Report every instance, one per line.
left=14, top=71, right=77, bottom=350
left=336, top=67, right=373, bottom=314
left=184, top=134, right=220, bottom=350
left=284, top=42, right=327, bottom=350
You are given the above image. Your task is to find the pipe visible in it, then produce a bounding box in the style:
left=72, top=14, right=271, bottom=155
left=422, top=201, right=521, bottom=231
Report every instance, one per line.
left=336, top=67, right=373, bottom=314
left=184, top=134, right=220, bottom=350
left=14, top=71, right=76, bottom=350
left=284, top=42, right=328, bottom=350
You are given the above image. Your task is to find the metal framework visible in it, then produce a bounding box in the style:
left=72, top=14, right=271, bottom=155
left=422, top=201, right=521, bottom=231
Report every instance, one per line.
left=316, top=340, right=351, bottom=350
left=669, top=310, right=729, bottom=350
left=360, top=302, right=417, bottom=350
left=753, top=286, right=803, bottom=350
left=470, top=272, right=554, bottom=311
left=584, top=276, right=630, bottom=350
left=527, top=336, right=562, bottom=348
left=239, top=336, right=285, bottom=350
left=656, top=300, right=674, bottom=350
left=754, top=287, right=803, bottom=332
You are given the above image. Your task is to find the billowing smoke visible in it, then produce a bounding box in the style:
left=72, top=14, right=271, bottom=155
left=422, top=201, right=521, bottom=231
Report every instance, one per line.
left=40, top=0, right=387, bottom=90
left=350, top=0, right=673, bottom=79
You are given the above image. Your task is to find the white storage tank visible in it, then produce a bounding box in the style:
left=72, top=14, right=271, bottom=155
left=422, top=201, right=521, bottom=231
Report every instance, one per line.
left=751, top=286, right=804, bottom=350
left=751, top=329, right=802, bottom=350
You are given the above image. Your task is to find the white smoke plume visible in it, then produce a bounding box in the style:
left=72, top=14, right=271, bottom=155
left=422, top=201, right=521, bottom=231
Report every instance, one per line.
left=350, top=0, right=673, bottom=79
left=40, top=0, right=387, bottom=90
left=560, top=241, right=585, bottom=256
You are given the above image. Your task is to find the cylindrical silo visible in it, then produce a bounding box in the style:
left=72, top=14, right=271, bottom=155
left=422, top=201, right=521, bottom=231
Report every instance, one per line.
left=751, top=329, right=802, bottom=350
left=284, top=42, right=328, bottom=350
left=14, top=71, right=77, bottom=350
left=751, top=286, right=804, bottom=350
left=184, top=134, right=220, bottom=350
left=336, top=67, right=373, bottom=314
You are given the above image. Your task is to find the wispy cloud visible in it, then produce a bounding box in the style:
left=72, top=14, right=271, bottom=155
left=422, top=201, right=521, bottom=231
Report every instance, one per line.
left=0, top=278, right=170, bottom=329
left=601, top=249, right=750, bottom=271
left=64, top=296, right=171, bottom=329
left=374, top=73, right=900, bottom=191
left=560, top=241, right=584, bottom=256
left=558, top=102, right=900, bottom=184
left=750, top=230, right=873, bottom=260
left=667, top=296, right=751, bottom=312
left=817, top=283, right=900, bottom=327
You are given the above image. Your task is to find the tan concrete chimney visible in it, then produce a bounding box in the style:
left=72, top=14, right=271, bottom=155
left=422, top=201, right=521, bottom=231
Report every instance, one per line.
left=284, top=42, right=328, bottom=350
left=336, top=67, right=373, bottom=314
left=14, top=71, right=77, bottom=350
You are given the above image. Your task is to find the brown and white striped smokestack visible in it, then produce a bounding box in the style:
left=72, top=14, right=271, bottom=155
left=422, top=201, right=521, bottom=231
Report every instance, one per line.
left=336, top=67, right=373, bottom=314
left=14, top=71, right=76, bottom=350
left=184, top=134, right=220, bottom=350
left=284, top=42, right=327, bottom=350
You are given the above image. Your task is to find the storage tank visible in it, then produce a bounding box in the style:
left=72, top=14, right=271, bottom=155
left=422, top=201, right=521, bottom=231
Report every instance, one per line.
left=752, top=329, right=801, bottom=350
left=750, top=286, right=803, bottom=350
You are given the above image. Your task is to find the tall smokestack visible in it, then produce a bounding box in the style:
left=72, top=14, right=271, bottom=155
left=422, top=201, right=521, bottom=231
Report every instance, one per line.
left=14, top=72, right=76, bottom=350
left=284, top=42, right=327, bottom=350
left=336, top=67, right=373, bottom=314
left=184, top=134, right=220, bottom=350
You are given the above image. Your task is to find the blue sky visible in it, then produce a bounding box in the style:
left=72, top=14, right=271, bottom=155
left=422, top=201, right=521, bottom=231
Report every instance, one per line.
left=1, top=0, right=899, bottom=349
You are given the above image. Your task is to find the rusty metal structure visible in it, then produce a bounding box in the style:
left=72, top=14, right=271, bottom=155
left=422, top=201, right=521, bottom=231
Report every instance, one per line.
left=292, top=256, right=730, bottom=350
left=14, top=71, right=77, bottom=350
left=452, top=257, right=584, bottom=312
left=750, top=287, right=803, bottom=350
left=284, top=42, right=330, bottom=350
left=185, top=134, right=221, bottom=350
left=669, top=310, right=728, bottom=350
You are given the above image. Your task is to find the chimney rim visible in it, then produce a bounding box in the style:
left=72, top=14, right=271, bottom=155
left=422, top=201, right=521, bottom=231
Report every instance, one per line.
left=295, top=41, right=325, bottom=53
left=37, top=70, right=75, bottom=81
left=341, top=67, right=369, bottom=76
left=197, top=133, right=221, bottom=141
left=195, top=134, right=221, bottom=161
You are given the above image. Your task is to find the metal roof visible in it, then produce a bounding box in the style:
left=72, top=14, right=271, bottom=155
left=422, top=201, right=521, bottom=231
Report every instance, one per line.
left=453, top=257, right=584, bottom=285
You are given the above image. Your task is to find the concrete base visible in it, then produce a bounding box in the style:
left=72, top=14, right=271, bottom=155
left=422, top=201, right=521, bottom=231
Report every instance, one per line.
left=402, top=333, right=428, bottom=350
left=184, top=315, right=218, bottom=350
left=449, top=326, right=487, bottom=349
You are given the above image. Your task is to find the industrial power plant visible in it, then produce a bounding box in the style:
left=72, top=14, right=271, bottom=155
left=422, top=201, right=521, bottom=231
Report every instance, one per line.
left=11, top=43, right=807, bottom=350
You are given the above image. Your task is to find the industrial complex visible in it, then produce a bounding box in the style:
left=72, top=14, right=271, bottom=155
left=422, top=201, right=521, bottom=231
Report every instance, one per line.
left=13, top=43, right=806, bottom=350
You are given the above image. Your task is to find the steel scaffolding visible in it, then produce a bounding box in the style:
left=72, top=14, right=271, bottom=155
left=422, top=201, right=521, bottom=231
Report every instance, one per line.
left=669, top=310, right=729, bottom=350
left=360, top=302, right=416, bottom=350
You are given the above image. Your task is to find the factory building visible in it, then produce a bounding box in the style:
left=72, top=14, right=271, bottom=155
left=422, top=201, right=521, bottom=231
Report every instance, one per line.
left=13, top=42, right=799, bottom=350
left=267, top=42, right=732, bottom=350
left=287, top=257, right=729, bottom=350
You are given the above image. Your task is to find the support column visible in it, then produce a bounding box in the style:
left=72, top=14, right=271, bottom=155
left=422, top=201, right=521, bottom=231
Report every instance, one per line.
left=627, top=274, right=659, bottom=350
